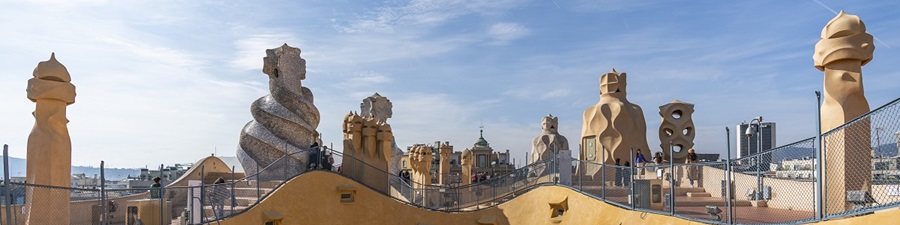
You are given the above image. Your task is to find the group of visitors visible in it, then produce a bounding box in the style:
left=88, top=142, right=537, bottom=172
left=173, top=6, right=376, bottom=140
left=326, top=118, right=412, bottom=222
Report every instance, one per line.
left=613, top=148, right=701, bottom=187
left=471, top=172, right=493, bottom=183
left=308, top=142, right=335, bottom=171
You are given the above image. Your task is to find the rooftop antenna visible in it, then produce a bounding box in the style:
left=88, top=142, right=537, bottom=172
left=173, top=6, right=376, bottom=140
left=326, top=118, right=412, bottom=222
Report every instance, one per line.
left=480, top=120, right=485, bottom=137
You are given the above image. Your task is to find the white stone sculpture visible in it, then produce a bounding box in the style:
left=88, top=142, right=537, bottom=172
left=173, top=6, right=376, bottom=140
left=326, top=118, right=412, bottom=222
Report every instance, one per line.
left=237, top=44, right=320, bottom=180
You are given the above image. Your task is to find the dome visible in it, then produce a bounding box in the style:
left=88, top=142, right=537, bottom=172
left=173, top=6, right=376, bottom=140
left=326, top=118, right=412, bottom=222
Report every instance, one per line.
left=474, top=129, right=490, bottom=147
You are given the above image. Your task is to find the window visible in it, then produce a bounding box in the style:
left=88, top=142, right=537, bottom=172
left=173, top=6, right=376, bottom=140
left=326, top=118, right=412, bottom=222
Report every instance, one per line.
left=583, top=136, right=597, bottom=161
left=477, top=155, right=487, bottom=168
left=340, top=193, right=354, bottom=203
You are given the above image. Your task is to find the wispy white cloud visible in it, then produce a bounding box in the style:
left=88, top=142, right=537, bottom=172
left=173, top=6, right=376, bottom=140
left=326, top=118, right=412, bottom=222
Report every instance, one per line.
left=98, top=35, right=203, bottom=68
left=572, top=0, right=655, bottom=12
left=333, top=71, right=393, bottom=89
left=487, top=22, right=531, bottom=45
left=539, top=89, right=572, bottom=100
left=335, top=0, right=530, bottom=33
left=230, top=33, right=299, bottom=70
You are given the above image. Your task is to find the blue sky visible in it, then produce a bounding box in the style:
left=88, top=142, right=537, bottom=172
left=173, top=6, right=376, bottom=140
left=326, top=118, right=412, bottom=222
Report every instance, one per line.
left=1, top=0, right=898, bottom=168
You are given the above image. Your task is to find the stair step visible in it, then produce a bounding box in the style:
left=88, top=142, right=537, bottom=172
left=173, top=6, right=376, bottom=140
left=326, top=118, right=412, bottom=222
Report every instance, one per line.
left=231, top=187, right=272, bottom=196
left=686, top=192, right=712, bottom=197
left=201, top=205, right=249, bottom=219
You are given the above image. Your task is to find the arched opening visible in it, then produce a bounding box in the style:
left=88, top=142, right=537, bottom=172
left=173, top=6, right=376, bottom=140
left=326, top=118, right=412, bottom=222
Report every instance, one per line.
left=672, top=110, right=683, bottom=120
left=673, top=144, right=684, bottom=153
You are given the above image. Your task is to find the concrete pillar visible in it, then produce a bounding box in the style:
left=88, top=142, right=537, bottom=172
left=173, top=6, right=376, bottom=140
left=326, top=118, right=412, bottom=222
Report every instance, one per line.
left=25, top=53, right=75, bottom=225
left=438, top=142, right=452, bottom=185
left=342, top=112, right=391, bottom=193
left=461, top=150, right=473, bottom=185
left=813, top=11, right=874, bottom=214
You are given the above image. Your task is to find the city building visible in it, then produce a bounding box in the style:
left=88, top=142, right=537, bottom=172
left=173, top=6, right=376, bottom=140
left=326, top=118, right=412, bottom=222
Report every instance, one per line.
left=737, top=122, right=776, bottom=171
left=736, top=122, right=777, bottom=158
left=770, top=156, right=900, bottom=183
left=126, top=163, right=192, bottom=188
left=401, top=141, right=459, bottom=184
left=71, top=173, right=100, bottom=188
left=401, top=131, right=515, bottom=184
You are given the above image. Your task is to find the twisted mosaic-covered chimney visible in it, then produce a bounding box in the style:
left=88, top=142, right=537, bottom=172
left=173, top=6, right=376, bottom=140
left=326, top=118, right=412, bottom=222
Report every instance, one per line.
left=237, top=44, right=320, bottom=180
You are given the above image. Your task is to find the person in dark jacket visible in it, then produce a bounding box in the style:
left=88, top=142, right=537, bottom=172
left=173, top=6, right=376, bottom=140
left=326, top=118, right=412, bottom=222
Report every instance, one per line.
left=322, top=148, right=334, bottom=171
left=614, top=158, right=622, bottom=187
left=211, top=177, right=229, bottom=219
left=150, top=177, right=162, bottom=199
left=623, top=161, right=632, bottom=185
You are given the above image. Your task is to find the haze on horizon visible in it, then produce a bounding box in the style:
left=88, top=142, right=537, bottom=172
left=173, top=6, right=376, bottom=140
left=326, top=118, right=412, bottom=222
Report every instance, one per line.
left=1, top=0, right=899, bottom=168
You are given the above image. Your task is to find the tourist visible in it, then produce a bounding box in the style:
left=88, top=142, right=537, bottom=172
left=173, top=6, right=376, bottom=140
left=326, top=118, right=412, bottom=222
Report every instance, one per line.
left=211, top=177, right=230, bottom=219
left=614, top=158, right=622, bottom=187
left=623, top=161, right=631, bottom=186
left=634, top=149, right=648, bottom=178
left=322, top=149, right=334, bottom=171
left=654, top=152, right=665, bottom=179
left=150, top=177, right=162, bottom=199
left=685, top=149, right=700, bottom=187
left=309, top=142, right=320, bottom=170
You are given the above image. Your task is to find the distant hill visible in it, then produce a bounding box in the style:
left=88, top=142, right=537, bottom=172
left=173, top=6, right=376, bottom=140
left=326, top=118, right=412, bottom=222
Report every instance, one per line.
left=0, top=155, right=141, bottom=180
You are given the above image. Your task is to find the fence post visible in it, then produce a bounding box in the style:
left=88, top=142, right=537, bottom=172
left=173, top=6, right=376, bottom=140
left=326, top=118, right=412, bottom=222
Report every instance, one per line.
left=726, top=127, right=733, bottom=224
left=100, top=161, right=107, bottom=225
left=200, top=166, right=206, bottom=223
left=815, top=91, right=825, bottom=219
left=231, top=166, right=236, bottom=215
left=601, top=145, right=605, bottom=199
left=669, top=141, right=675, bottom=216
left=256, top=161, right=261, bottom=202
left=4, top=145, right=13, bottom=225
left=159, top=164, right=164, bottom=225
left=189, top=186, right=194, bottom=225
left=629, top=147, right=635, bottom=210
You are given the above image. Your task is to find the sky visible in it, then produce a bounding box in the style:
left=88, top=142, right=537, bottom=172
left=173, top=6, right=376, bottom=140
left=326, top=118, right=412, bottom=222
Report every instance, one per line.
left=0, top=0, right=898, bottom=168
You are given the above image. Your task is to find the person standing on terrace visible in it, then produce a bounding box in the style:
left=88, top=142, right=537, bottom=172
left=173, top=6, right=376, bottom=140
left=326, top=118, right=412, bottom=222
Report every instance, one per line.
left=634, top=149, right=649, bottom=178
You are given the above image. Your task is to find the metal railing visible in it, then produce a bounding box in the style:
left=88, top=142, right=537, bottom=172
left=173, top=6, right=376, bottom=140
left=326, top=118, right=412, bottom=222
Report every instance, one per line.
left=2, top=96, right=898, bottom=225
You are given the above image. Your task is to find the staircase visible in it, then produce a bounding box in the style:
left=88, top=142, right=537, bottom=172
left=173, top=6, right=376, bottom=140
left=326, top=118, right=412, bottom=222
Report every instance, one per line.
left=171, top=179, right=282, bottom=224
left=572, top=175, right=752, bottom=208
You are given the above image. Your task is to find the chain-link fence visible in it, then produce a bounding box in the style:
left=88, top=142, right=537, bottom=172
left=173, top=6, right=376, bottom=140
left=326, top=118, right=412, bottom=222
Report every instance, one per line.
left=329, top=149, right=555, bottom=212
left=728, top=137, right=818, bottom=224
left=822, top=97, right=900, bottom=219
left=3, top=97, right=899, bottom=225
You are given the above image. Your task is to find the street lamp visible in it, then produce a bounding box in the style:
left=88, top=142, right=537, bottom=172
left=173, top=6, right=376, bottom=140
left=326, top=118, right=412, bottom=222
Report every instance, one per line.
left=874, top=127, right=883, bottom=158
left=745, top=116, right=764, bottom=200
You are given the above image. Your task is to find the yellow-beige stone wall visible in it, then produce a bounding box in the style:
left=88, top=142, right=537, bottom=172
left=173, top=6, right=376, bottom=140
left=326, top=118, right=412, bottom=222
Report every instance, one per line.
left=216, top=171, right=702, bottom=225
left=215, top=170, right=900, bottom=225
